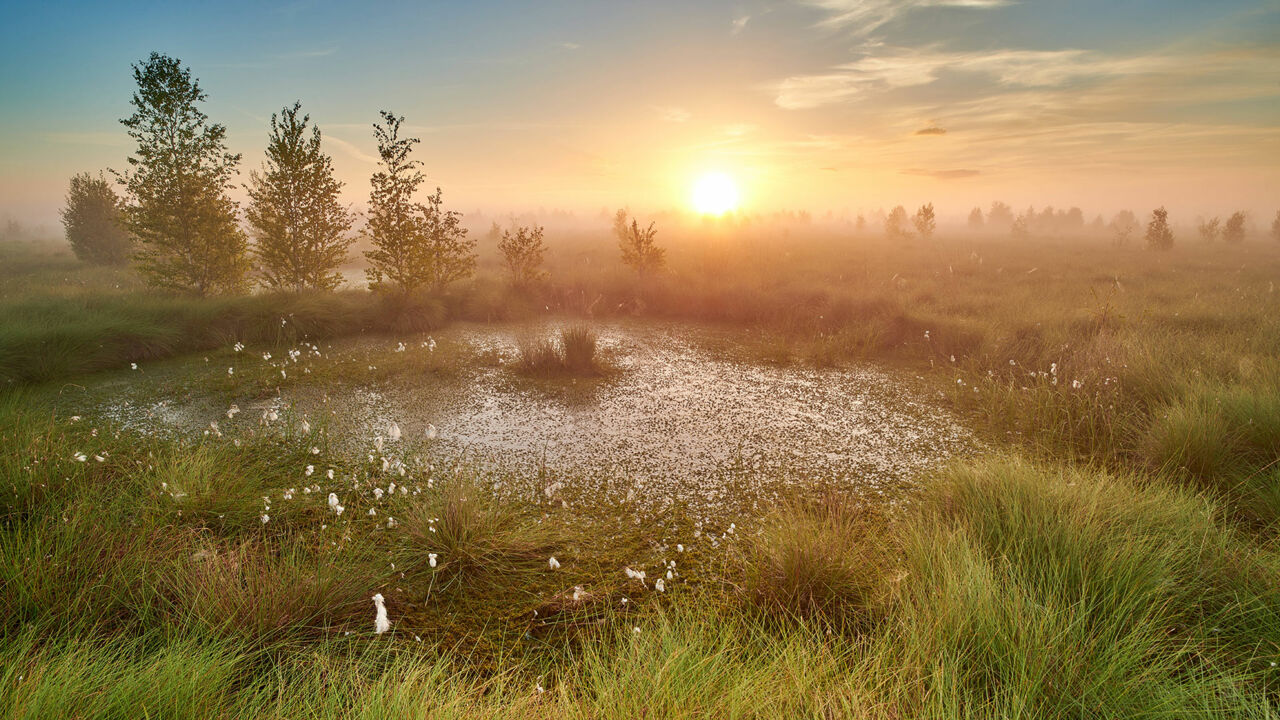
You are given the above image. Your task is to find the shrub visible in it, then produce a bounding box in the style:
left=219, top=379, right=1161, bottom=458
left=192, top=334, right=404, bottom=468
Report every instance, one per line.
left=615, top=210, right=665, bottom=279
left=497, top=224, right=548, bottom=288
left=61, top=172, right=132, bottom=265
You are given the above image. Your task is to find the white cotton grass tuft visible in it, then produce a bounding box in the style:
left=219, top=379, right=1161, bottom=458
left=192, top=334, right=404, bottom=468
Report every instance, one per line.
left=548, top=556, right=561, bottom=570
left=372, top=593, right=390, bottom=634
left=328, top=493, right=344, bottom=516
left=429, top=553, right=438, bottom=568
left=388, top=422, right=401, bottom=442
left=425, top=424, right=438, bottom=440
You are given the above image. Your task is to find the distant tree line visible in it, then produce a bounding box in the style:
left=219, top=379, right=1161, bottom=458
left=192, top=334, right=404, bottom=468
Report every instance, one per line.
left=876, top=199, right=1274, bottom=251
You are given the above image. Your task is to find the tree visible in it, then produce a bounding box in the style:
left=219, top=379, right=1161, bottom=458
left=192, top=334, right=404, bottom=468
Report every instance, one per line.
left=1111, top=210, right=1138, bottom=246
left=421, top=187, right=475, bottom=291
left=854, top=213, right=866, bottom=234
left=967, top=206, right=984, bottom=230
left=614, top=210, right=665, bottom=278
left=1064, top=207, right=1084, bottom=231
left=498, top=224, right=547, bottom=287
left=1197, top=216, right=1220, bottom=243
left=245, top=102, right=354, bottom=291
left=1145, top=207, right=1174, bottom=250
left=987, top=201, right=1014, bottom=229
left=913, top=203, right=936, bottom=240
left=1222, top=211, right=1246, bottom=244
left=1272, top=211, right=1280, bottom=242
left=1011, top=209, right=1031, bottom=240
left=885, top=205, right=910, bottom=240
left=363, top=111, right=475, bottom=293
left=61, top=172, right=132, bottom=264
left=117, top=53, right=248, bottom=295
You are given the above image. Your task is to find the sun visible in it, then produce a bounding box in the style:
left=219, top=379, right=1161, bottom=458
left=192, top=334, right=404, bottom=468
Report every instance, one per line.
left=691, top=172, right=740, bottom=215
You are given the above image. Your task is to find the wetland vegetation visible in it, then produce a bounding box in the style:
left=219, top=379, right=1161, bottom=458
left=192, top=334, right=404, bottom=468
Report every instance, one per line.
left=4, top=222, right=1280, bottom=717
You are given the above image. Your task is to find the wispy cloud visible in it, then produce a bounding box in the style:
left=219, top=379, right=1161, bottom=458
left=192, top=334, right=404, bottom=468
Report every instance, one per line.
left=732, top=15, right=751, bottom=34
left=915, top=126, right=946, bottom=135
left=324, top=134, right=379, bottom=165
left=903, top=168, right=980, bottom=178
left=772, top=44, right=1262, bottom=109
left=556, top=41, right=581, bottom=50
left=805, top=0, right=1011, bottom=35
left=656, top=106, right=691, bottom=123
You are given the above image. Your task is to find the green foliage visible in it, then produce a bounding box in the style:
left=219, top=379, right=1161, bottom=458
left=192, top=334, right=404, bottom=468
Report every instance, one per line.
left=497, top=224, right=547, bottom=288
left=364, top=111, right=475, bottom=294
left=1146, top=206, right=1175, bottom=250
left=60, top=172, right=131, bottom=265
left=245, top=102, right=354, bottom=291
left=117, top=53, right=248, bottom=295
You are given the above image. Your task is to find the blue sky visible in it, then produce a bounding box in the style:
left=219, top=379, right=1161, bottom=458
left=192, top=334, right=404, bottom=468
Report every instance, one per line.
left=1, top=0, right=1277, bottom=225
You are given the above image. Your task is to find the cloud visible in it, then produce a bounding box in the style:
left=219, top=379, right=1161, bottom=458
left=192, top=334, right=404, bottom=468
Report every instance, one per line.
left=656, top=106, right=691, bottom=123
left=323, top=134, right=379, bottom=165
left=732, top=15, right=751, bottom=34
left=902, top=168, right=980, bottom=178
left=805, top=0, right=1011, bottom=35
left=556, top=41, right=581, bottom=50
left=774, top=45, right=1205, bottom=109
left=914, top=126, right=947, bottom=135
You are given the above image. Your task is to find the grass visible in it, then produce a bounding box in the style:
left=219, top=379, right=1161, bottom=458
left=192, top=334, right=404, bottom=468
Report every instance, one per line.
left=514, top=325, right=605, bottom=377
left=3, top=228, right=1280, bottom=716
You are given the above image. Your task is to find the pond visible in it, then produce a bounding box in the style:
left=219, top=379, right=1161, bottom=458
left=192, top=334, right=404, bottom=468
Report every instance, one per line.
left=86, top=320, right=974, bottom=515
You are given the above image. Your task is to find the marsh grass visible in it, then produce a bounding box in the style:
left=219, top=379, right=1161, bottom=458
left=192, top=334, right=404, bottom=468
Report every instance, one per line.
left=741, top=494, right=888, bottom=627
left=515, top=325, right=606, bottom=377
left=399, top=478, right=557, bottom=589
left=5, top=233, right=1280, bottom=715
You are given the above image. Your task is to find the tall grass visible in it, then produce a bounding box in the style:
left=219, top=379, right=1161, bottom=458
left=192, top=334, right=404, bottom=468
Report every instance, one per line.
left=515, top=325, right=603, bottom=377
left=4, top=232, right=1280, bottom=714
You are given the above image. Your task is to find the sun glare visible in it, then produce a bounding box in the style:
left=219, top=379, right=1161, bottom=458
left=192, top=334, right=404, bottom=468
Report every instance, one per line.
left=691, top=172, right=740, bottom=215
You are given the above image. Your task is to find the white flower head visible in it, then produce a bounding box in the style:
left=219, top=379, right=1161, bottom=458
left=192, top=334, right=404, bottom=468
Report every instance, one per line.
left=548, top=556, right=561, bottom=570
left=372, top=593, right=390, bottom=634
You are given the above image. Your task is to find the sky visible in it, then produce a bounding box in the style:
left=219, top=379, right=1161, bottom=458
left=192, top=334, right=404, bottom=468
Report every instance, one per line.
left=1, top=0, right=1277, bottom=227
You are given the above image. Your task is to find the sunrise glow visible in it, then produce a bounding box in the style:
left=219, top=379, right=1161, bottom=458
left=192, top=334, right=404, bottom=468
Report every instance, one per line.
left=691, top=172, right=740, bottom=215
